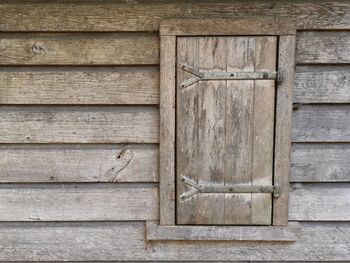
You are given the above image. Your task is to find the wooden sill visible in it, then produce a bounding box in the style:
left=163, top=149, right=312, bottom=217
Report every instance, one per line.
left=146, top=221, right=301, bottom=242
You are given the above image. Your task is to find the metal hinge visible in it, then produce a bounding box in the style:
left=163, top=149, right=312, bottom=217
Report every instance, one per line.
left=179, top=63, right=280, bottom=89
left=180, top=176, right=281, bottom=201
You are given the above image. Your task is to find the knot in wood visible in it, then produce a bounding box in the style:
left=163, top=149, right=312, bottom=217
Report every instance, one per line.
left=32, top=43, right=47, bottom=55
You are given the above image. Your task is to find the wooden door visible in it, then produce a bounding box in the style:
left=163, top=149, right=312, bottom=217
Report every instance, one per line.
left=176, top=36, right=277, bottom=225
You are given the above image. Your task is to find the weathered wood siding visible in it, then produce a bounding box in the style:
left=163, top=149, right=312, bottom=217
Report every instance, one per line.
left=0, top=1, right=349, bottom=261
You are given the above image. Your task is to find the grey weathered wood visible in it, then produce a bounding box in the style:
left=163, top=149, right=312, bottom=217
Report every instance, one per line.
left=0, top=183, right=345, bottom=222
left=289, top=183, right=350, bottom=221
left=160, top=18, right=295, bottom=36
left=250, top=36, right=276, bottom=225
left=296, top=31, right=350, bottom=64
left=0, top=2, right=349, bottom=31
left=175, top=36, right=200, bottom=225
left=294, top=66, right=350, bottom=103
left=2, top=65, right=348, bottom=105
left=273, top=36, right=295, bottom=226
left=0, top=106, right=159, bottom=143
left=0, top=184, right=158, bottom=221
left=0, top=69, right=159, bottom=104
left=146, top=221, right=301, bottom=241
left=0, top=34, right=159, bottom=65
left=159, top=36, right=176, bottom=225
left=291, top=143, right=350, bottom=182
left=0, top=144, right=158, bottom=183
left=3, top=143, right=348, bottom=184
left=0, top=222, right=348, bottom=261
left=2, top=105, right=346, bottom=144
left=176, top=36, right=277, bottom=225
left=1, top=31, right=347, bottom=66
left=1, top=65, right=348, bottom=105
left=292, top=105, right=350, bottom=142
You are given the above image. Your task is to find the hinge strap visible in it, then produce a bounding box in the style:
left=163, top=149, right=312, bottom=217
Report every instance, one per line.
left=179, top=63, right=279, bottom=89
left=180, top=176, right=281, bottom=201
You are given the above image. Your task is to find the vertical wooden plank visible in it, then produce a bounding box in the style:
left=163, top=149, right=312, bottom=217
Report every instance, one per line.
left=225, top=37, right=255, bottom=224
left=273, top=35, right=296, bottom=226
left=176, top=37, right=199, bottom=224
left=251, top=36, right=276, bottom=225
left=196, top=37, right=227, bottom=224
left=177, top=37, right=227, bottom=224
left=159, top=36, right=176, bottom=225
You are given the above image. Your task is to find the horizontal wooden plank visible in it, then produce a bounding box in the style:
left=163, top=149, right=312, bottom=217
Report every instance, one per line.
left=0, top=183, right=347, bottom=221
left=0, top=144, right=158, bottom=183
left=0, top=222, right=348, bottom=261
left=1, top=65, right=347, bottom=105
left=0, top=184, right=158, bottom=221
left=294, top=66, right=350, bottom=103
left=1, top=105, right=347, bottom=144
left=1, top=143, right=347, bottom=183
left=160, top=17, right=296, bottom=36
left=0, top=69, right=159, bottom=104
left=291, top=143, right=350, bottom=182
left=146, top=221, right=301, bottom=241
left=0, top=106, right=159, bottom=143
left=289, top=183, right=350, bottom=221
left=296, top=31, right=350, bottom=64
left=0, top=34, right=159, bottom=65
left=292, top=105, right=350, bottom=142
left=0, top=2, right=349, bottom=31
left=1, top=31, right=347, bottom=66
left=3, top=143, right=348, bottom=183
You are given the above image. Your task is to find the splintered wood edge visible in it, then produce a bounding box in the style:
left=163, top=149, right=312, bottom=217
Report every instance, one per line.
left=146, top=221, right=301, bottom=242
left=160, top=18, right=296, bottom=36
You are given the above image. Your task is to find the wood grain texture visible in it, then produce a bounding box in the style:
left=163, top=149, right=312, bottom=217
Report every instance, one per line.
left=0, top=222, right=348, bottom=261
left=0, top=184, right=158, bottom=221
left=1, top=105, right=347, bottom=144
left=160, top=18, right=295, bottom=36
left=1, top=65, right=347, bottom=105
left=2, top=143, right=348, bottom=183
left=296, top=31, right=350, bottom=64
left=0, top=106, right=159, bottom=143
left=176, top=36, right=276, bottom=225
left=0, top=34, right=159, bottom=65
left=0, top=2, right=349, bottom=31
left=0, top=69, right=159, bottom=104
left=289, top=183, right=350, bottom=221
left=1, top=31, right=347, bottom=66
left=2, top=65, right=348, bottom=105
left=159, top=36, right=176, bottom=225
left=0, top=183, right=346, bottom=222
left=146, top=221, right=301, bottom=241
left=291, top=143, right=350, bottom=182
left=273, top=36, right=295, bottom=226
left=175, top=36, right=200, bottom=225
left=250, top=36, right=276, bottom=225
left=0, top=144, right=158, bottom=183
left=292, top=105, right=350, bottom=142
left=294, top=66, right=350, bottom=103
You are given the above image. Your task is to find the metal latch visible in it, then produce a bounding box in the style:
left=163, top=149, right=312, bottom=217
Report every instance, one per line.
left=179, top=63, right=280, bottom=89
left=180, top=176, right=281, bottom=201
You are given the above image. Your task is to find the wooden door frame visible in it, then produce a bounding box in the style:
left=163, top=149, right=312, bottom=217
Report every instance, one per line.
left=159, top=18, right=296, bottom=227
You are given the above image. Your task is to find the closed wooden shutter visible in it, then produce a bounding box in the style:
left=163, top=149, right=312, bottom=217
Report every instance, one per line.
left=176, top=36, right=277, bottom=225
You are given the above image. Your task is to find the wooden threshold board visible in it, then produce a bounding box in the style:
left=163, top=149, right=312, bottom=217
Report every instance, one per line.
left=146, top=221, right=301, bottom=241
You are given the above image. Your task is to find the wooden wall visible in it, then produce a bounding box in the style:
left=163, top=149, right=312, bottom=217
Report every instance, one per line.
left=0, top=1, right=349, bottom=261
